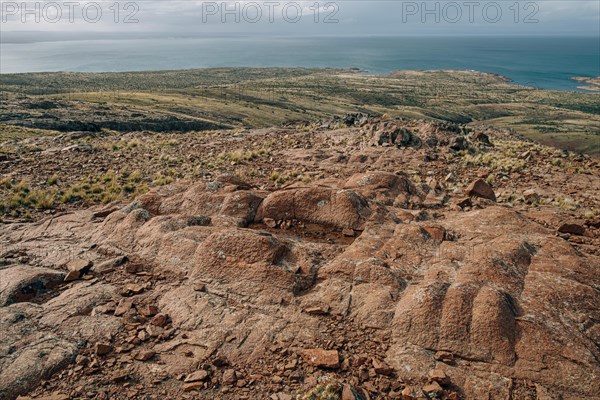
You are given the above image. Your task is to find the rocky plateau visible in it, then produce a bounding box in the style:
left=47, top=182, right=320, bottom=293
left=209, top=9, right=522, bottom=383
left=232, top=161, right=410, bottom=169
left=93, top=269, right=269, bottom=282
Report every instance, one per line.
left=1, top=116, right=599, bottom=400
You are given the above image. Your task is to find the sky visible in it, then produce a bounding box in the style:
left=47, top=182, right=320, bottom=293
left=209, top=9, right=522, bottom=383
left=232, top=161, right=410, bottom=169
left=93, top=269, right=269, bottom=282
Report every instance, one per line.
left=1, top=0, right=599, bottom=38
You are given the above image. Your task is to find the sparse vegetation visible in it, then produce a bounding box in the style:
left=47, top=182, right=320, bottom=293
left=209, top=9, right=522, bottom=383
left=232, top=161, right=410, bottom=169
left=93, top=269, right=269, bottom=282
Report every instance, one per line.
left=159, top=139, right=179, bottom=147
left=298, top=383, right=341, bottom=400
left=47, top=175, right=59, bottom=185
left=153, top=173, right=174, bottom=186
left=583, top=209, right=598, bottom=219
left=268, top=170, right=304, bottom=186
left=218, top=149, right=260, bottom=163
left=553, top=196, right=579, bottom=211
left=461, top=141, right=528, bottom=172
left=0, top=166, right=157, bottom=217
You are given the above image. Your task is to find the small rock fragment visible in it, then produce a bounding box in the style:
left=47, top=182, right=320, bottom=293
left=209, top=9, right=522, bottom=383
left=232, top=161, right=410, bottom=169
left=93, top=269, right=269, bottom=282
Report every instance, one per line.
left=434, top=351, right=454, bottom=364
left=75, top=355, right=88, bottom=365
left=455, top=197, right=472, bottom=209
left=212, top=356, right=229, bottom=367
left=284, top=359, right=298, bottom=370
left=428, top=368, right=449, bottom=384
left=558, top=223, right=585, bottom=236
left=422, top=225, right=446, bottom=242
left=112, top=370, right=129, bottom=382
left=271, top=394, right=292, bottom=400
left=37, top=393, right=69, bottom=400
left=422, top=381, right=443, bottom=396
left=426, top=177, right=443, bottom=192
left=341, top=384, right=359, bottom=400
left=137, top=330, right=148, bottom=341
left=66, top=258, right=92, bottom=273
left=64, top=270, right=81, bottom=282
left=363, top=382, right=377, bottom=393
left=193, top=283, right=206, bottom=292
left=450, top=135, right=469, bottom=151
left=124, top=262, right=143, bottom=274
left=125, top=283, right=145, bottom=295
left=444, top=172, right=456, bottom=182
left=264, top=218, right=278, bottom=228
left=93, top=256, right=127, bottom=273
left=151, top=313, right=168, bottom=327
left=185, top=370, right=209, bottom=383
left=62, top=259, right=92, bottom=282
left=342, top=228, right=355, bottom=237
left=146, top=325, right=165, bottom=338
left=372, top=359, right=394, bottom=376
left=183, top=382, right=203, bottom=392
left=134, top=350, right=155, bottom=361
left=222, top=369, right=237, bottom=385
left=466, top=178, right=496, bottom=201
left=304, top=305, right=330, bottom=315
left=472, top=131, right=492, bottom=146
left=518, top=150, right=532, bottom=160
left=114, top=298, right=134, bottom=316
left=401, top=385, right=420, bottom=399
left=139, top=304, right=158, bottom=317
left=95, top=342, right=112, bottom=356
left=299, top=348, right=339, bottom=368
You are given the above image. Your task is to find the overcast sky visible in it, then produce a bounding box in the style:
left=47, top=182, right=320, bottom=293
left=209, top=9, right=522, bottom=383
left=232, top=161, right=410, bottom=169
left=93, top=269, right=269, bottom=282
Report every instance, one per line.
left=1, top=0, right=599, bottom=36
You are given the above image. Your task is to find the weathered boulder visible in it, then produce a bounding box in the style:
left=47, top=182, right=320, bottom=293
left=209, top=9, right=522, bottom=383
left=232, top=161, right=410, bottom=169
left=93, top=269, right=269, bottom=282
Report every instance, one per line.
left=0, top=265, right=65, bottom=306
left=0, top=333, right=76, bottom=400
left=343, top=172, right=416, bottom=206
left=523, top=189, right=540, bottom=204
left=256, top=187, right=370, bottom=229
left=471, top=131, right=492, bottom=146
left=190, top=228, right=314, bottom=295
left=449, top=135, right=469, bottom=151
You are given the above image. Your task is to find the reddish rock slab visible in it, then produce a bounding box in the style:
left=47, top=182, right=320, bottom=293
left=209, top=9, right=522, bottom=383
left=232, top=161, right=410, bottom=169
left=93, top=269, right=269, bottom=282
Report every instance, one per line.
left=299, top=348, right=340, bottom=368
left=466, top=179, right=496, bottom=201
left=95, top=343, right=112, bottom=356
left=558, top=223, right=585, bottom=236
left=184, top=370, right=209, bottom=383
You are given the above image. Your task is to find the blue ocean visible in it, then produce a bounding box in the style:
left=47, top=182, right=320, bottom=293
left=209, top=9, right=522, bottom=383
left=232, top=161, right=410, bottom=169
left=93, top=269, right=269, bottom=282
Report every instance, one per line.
left=1, top=36, right=598, bottom=91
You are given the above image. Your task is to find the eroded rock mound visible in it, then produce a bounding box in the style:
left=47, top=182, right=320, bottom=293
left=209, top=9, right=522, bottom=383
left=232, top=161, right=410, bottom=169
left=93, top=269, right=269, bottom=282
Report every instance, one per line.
left=190, top=228, right=317, bottom=295
left=256, top=187, right=371, bottom=230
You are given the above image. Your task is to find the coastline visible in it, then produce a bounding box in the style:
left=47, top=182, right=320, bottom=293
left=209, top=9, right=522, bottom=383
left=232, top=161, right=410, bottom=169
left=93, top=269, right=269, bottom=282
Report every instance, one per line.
left=573, top=76, right=600, bottom=92
left=2, top=36, right=598, bottom=91
left=2, top=66, right=594, bottom=94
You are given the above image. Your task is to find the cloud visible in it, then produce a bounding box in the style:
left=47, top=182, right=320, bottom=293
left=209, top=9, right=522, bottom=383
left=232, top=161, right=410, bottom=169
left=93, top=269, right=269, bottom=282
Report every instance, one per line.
left=1, top=0, right=598, bottom=35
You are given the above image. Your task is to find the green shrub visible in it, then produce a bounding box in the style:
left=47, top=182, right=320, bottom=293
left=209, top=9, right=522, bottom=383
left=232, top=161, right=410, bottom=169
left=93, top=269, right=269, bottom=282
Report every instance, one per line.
left=47, top=175, right=59, bottom=185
